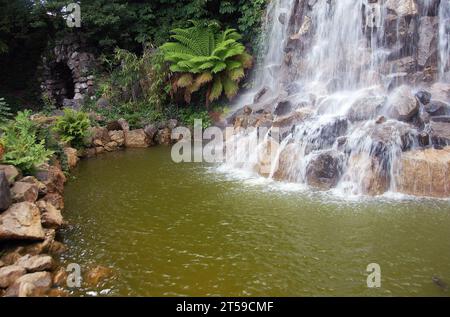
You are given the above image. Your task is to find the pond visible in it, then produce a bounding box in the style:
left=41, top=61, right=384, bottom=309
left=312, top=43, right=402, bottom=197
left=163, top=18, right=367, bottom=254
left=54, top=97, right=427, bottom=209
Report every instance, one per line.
left=60, top=147, right=450, bottom=296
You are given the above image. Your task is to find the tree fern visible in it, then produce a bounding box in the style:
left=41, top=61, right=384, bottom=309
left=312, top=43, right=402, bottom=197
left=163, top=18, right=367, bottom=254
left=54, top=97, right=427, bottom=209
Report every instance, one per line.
left=0, top=97, right=12, bottom=124
left=160, top=21, right=253, bottom=107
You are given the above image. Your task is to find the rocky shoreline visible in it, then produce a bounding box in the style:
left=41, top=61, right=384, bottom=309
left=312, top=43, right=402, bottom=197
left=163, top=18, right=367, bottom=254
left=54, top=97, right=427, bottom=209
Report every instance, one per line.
left=0, top=117, right=178, bottom=297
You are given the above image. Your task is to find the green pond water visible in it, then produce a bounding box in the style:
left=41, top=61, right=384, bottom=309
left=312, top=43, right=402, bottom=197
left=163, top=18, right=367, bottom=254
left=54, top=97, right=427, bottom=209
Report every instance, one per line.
left=60, top=147, right=450, bottom=297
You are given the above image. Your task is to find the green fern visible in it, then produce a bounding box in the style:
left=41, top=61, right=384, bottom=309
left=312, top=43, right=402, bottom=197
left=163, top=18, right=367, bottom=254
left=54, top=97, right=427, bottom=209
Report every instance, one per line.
left=0, top=97, right=12, bottom=124
left=160, top=22, right=253, bottom=107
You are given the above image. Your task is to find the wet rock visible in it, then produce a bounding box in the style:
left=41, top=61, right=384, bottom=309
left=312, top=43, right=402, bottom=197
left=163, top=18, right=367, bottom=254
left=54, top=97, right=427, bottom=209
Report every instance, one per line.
left=95, top=146, right=105, bottom=155
left=386, top=0, right=418, bottom=17
left=41, top=192, right=64, bottom=210
left=125, top=129, right=150, bottom=148
left=274, top=100, right=292, bottom=116
left=415, top=90, right=432, bottom=105
left=429, top=82, right=450, bottom=102
left=430, top=121, right=450, bottom=146
left=305, top=150, right=344, bottom=190
left=15, top=254, right=54, bottom=273
left=36, top=200, right=63, bottom=229
left=418, top=131, right=430, bottom=147
left=0, top=165, right=20, bottom=185
left=253, top=87, right=270, bottom=104
left=234, top=114, right=250, bottom=130
left=350, top=153, right=390, bottom=196
left=0, top=171, right=12, bottom=212
left=47, top=241, right=68, bottom=256
left=395, top=147, right=450, bottom=198
left=431, top=116, right=450, bottom=123
left=0, top=265, right=26, bottom=288
left=52, top=267, right=68, bottom=287
left=368, top=120, right=415, bottom=153
left=0, top=202, right=45, bottom=241
left=64, top=147, right=79, bottom=170
left=5, top=271, right=52, bottom=297
left=424, top=100, right=450, bottom=116
left=20, top=229, right=57, bottom=256
left=84, top=266, right=113, bottom=287
left=347, top=95, right=386, bottom=122
left=385, top=85, right=420, bottom=121
left=272, top=143, right=300, bottom=182
left=104, top=141, right=118, bottom=152
left=417, top=16, right=439, bottom=68
left=272, top=108, right=314, bottom=128
left=304, top=117, right=349, bottom=154
left=243, top=106, right=253, bottom=115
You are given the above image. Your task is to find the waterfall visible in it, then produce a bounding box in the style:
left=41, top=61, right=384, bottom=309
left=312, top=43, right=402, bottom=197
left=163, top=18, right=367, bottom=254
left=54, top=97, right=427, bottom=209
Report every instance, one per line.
left=222, top=0, right=450, bottom=197
left=439, top=0, right=450, bottom=81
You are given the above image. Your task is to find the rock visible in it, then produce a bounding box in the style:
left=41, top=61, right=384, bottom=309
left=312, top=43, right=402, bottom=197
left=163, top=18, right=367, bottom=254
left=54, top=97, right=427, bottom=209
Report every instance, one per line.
left=349, top=153, right=390, bottom=196
left=90, top=126, right=111, bottom=144
left=304, top=117, right=349, bottom=154
left=117, top=118, right=130, bottom=132
left=274, top=100, right=292, bottom=116
left=84, top=266, right=113, bottom=287
left=0, top=202, right=45, bottom=241
left=64, top=147, right=79, bottom=169
left=0, top=265, right=26, bottom=288
left=368, top=120, right=415, bottom=153
left=425, top=100, right=450, bottom=116
left=20, top=229, right=56, bottom=256
left=429, top=82, right=450, bottom=103
left=104, top=141, right=118, bottom=152
left=157, top=128, right=172, bottom=146
left=41, top=192, right=64, bottom=210
left=20, top=176, right=47, bottom=197
left=385, top=85, right=419, bottom=121
left=33, top=165, right=66, bottom=195
left=47, top=241, right=67, bottom=255
left=125, top=129, right=149, bottom=148
left=143, top=124, right=158, bottom=141
left=11, top=182, right=38, bottom=203
left=52, top=267, right=68, bottom=287
left=36, top=200, right=63, bottom=229
left=95, top=146, right=105, bottom=155
left=243, top=106, right=253, bottom=115
left=4, top=272, right=52, bottom=297
left=96, top=97, right=110, bottom=109
left=0, top=165, right=20, bottom=185
left=108, top=130, right=125, bottom=146
left=253, top=87, right=270, bottom=104
left=15, top=254, right=54, bottom=273
left=167, top=119, right=178, bottom=130
left=415, top=90, right=432, bottom=105
left=0, top=171, right=12, bottom=212
left=386, top=0, right=418, bottom=17
left=272, top=143, right=300, bottom=181
left=347, top=95, right=386, bottom=122
left=305, top=150, right=344, bottom=190
left=430, top=121, right=450, bottom=146
left=417, top=16, right=439, bottom=68
left=395, top=147, right=450, bottom=198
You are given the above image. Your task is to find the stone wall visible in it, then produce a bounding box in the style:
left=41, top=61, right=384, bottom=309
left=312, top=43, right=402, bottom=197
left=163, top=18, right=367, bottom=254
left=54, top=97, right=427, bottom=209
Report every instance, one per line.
left=41, top=35, right=96, bottom=109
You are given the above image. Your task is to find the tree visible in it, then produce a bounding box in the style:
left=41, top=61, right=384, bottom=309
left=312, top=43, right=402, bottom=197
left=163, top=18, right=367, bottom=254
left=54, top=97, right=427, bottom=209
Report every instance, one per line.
left=161, top=21, right=252, bottom=107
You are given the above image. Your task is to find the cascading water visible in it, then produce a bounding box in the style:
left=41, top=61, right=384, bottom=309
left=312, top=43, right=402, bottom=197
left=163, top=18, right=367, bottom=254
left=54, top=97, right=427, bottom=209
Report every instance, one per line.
left=222, top=0, right=450, bottom=197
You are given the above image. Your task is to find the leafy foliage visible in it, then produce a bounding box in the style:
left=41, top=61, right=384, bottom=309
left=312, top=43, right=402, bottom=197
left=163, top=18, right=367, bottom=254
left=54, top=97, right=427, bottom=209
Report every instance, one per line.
left=161, top=22, right=253, bottom=107
left=0, top=110, right=53, bottom=173
left=53, top=109, right=91, bottom=149
left=178, top=108, right=212, bottom=129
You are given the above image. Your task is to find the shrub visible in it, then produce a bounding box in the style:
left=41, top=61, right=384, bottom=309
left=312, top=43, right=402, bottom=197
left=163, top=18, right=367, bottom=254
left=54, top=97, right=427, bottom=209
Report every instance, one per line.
left=53, top=109, right=91, bottom=149
left=0, top=110, right=53, bottom=173
left=178, top=108, right=212, bottom=129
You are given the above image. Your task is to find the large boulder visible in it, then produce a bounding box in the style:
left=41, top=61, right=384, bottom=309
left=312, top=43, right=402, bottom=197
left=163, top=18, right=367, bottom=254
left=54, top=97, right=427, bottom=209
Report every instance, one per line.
left=41, top=193, right=64, bottom=210
left=272, top=143, right=300, bottom=182
left=0, top=171, right=12, bottom=212
left=125, top=129, right=150, bottom=148
left=395, top=147, right=450, bottom=198
left=15, top=254, right=54, bottom=273
left=4, top=271, right=52, bottom=297
left=0, top=202, right=45, bottom=241
left=385, top=85, right=419, bottom=121
left=11, top=182, right=38, bottom=203
left=108, top=130, right=125, bottom=147
left=0, top=265, right=26, bottom=289
left=157, top=128, right=172, bottom=146
left=348, top=153, right=390, bottom=196
left=305, top=150, right=344, bottom=190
